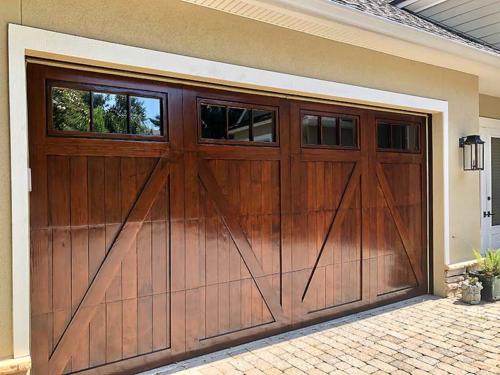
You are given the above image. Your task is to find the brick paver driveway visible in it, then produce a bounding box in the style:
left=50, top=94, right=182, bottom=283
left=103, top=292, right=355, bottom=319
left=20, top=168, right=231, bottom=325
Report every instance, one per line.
left=143, top=296, right=499, bottom=375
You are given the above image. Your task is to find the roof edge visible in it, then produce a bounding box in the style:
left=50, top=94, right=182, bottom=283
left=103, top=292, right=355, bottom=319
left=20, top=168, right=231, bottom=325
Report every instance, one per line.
left=183, top=0, right=500, bottom=96
left=257, top=0, right=500, bottom=65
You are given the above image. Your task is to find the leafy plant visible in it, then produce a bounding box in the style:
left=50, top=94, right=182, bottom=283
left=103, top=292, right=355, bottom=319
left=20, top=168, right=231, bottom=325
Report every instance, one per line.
left=466, top=276, right=479, bottom=286
left=473, top=249, right=500, bottom=277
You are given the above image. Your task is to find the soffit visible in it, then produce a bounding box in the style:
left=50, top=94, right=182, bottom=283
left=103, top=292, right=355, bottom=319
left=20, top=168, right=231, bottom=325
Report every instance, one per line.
left=182, top=0, right=500, bottom=96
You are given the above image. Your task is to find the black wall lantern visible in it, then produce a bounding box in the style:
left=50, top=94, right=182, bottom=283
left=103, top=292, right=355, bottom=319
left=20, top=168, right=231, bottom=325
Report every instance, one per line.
left=459, top=135, right=484, bottom=171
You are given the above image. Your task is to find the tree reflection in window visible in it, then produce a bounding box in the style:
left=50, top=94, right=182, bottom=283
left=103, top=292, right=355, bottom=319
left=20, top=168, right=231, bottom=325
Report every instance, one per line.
left=92, top=93, right=128, bottom=133
left=130, top=96, right=161, bottom=135
left=52, top=87, right=91, bottom=132
left=51, top=86, right=163, bottom=137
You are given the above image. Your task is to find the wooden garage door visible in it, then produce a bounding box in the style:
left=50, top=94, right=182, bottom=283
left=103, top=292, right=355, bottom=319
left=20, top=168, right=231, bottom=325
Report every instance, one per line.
left=289, top=102, right=427, bottom=321
left=28, top=64, right=428, bottom=375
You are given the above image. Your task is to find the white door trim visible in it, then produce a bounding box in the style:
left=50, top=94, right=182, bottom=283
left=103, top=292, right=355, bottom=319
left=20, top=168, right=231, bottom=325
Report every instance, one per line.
left=480, top=117, right=500, bottom=130
left=480, top=117, right=500, bottom=250
left=8, top=23, right=449, bottom=358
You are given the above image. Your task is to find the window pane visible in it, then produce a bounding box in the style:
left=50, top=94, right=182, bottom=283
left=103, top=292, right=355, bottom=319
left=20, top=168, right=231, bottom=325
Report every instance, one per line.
left=201, top=104, right=227, bottom=139
left=321, top=117, right=337, bottom=145
left=228, top=107, right=250, bottom=141
left=92, top=92, right=128, bottom=133
left=377, top=123, right=391, bottom=148
left=340, top=118, right=356, bottom=147
left=302, top=115, right=319, bottom=145
left=52, top=87, right=91, bottom=132
left=406, top=125, right=419, bottom=151
left=378, top=123, right=419, bottom=151
left=252, top=110, right=275, bottom=142
left=130, top=96, right=162, bottom=135
left=391, top=124, right=404, bottom=149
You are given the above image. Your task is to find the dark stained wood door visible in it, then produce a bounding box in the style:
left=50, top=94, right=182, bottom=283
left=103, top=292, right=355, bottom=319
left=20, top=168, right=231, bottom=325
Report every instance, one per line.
left=28, top=64, right=428, bottom=375
left=28, top=64, right=184, bottom=375
left=371, top=111, right=427, bottom=298
left=289, top=103, right=428, bottom=323
left=180, top=87, right=291, bottom=351
left=289, top=102, right=366, bottom=320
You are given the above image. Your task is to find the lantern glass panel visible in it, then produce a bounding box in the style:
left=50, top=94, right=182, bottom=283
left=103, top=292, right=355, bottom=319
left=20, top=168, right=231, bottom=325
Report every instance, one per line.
left=479, top=143, right=484, bottom=170
left=462, top=136, right=485, bottom=171
left=472, top=143, right=479, bottom=170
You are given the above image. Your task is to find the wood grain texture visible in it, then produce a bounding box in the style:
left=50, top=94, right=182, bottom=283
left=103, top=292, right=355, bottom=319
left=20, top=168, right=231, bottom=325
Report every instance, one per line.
left=28, top=64, right=428, bottom=375
left=198, top=159, right=285, bottom=324
left=376, top=163, right=424, bottom=286
left=49, top=157, right=170, bottom=374
left=301, top=162, right=362, bottom=311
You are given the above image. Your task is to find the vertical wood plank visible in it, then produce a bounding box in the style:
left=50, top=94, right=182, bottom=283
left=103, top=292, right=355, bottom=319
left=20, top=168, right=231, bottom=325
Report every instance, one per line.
left=170, top=154, right=185, bottom=353
left=88, top=157, right=106, bottom=367
left=151, top=179, right=168, bottom=351
left=106, top=301, right=123, bottom=361
left=153, top=293, right=168, bottom=350
left=137, top=296, right=153, bottom=354
left=105, top=157, right=123, bottom=362
left=205, top=284, right=219, bottom=338
left=121, top=157, right=138, bottom=359
left=105, top=157, right=122, bottom=300
left=136, top=158, right=154, bottom=355
left=48, top=156, right=72, bottom=373
left=70, top=156, right=90, bottom=371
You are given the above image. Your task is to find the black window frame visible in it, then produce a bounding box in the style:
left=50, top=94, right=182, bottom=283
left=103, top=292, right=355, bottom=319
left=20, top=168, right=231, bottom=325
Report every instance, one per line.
left=197, top=98, right=279, bottom=146
left=300, top=110, right=359, bottom=149
left=46, top=79, right=168, bottom=142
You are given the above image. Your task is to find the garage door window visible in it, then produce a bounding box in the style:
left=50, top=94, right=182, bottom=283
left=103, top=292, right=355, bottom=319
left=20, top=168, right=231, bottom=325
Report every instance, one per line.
left=51, top=87, right=91, bottom=132
left=377, top=121, right=419, bottom=152
left=200, top=101, right=276, bottom=144
left=49, top=83, right=166, bottom=140
left=302, top=112, right=358, bottom=148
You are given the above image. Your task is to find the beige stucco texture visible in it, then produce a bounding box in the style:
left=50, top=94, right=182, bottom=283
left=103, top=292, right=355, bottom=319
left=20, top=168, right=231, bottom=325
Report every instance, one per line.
left=480, top=94, right=500, bottom=120
left=0, top=0, right=484, bottom=360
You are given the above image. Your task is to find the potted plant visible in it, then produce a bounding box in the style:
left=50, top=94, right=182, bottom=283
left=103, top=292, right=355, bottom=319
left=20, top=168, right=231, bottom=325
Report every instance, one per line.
left=460, top=276, right=482, bottom=305
left=471, top=249, right=500, bottom=302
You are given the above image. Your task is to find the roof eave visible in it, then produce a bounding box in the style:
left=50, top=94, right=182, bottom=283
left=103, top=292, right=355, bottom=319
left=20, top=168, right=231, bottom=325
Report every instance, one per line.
left=183, top=0, right=500, bottom=96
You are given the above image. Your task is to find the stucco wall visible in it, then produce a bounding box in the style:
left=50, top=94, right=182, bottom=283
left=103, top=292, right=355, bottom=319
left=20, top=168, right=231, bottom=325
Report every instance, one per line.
left=0, top=0, right=481, bottom=359
left=480, top=94, right=500, bottom=120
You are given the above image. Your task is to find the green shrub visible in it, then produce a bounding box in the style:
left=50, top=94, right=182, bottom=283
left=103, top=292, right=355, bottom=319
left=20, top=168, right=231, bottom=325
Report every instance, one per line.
left=467, top=276, right=480, bottom=286
left=473, top=249, right=500, bottom=277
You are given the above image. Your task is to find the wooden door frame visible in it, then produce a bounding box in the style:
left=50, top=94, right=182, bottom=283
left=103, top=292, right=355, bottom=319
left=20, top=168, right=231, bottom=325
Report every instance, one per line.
left=9, top=24, right=446, bottom=360
left=427, top=114, right=434, bottom=294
